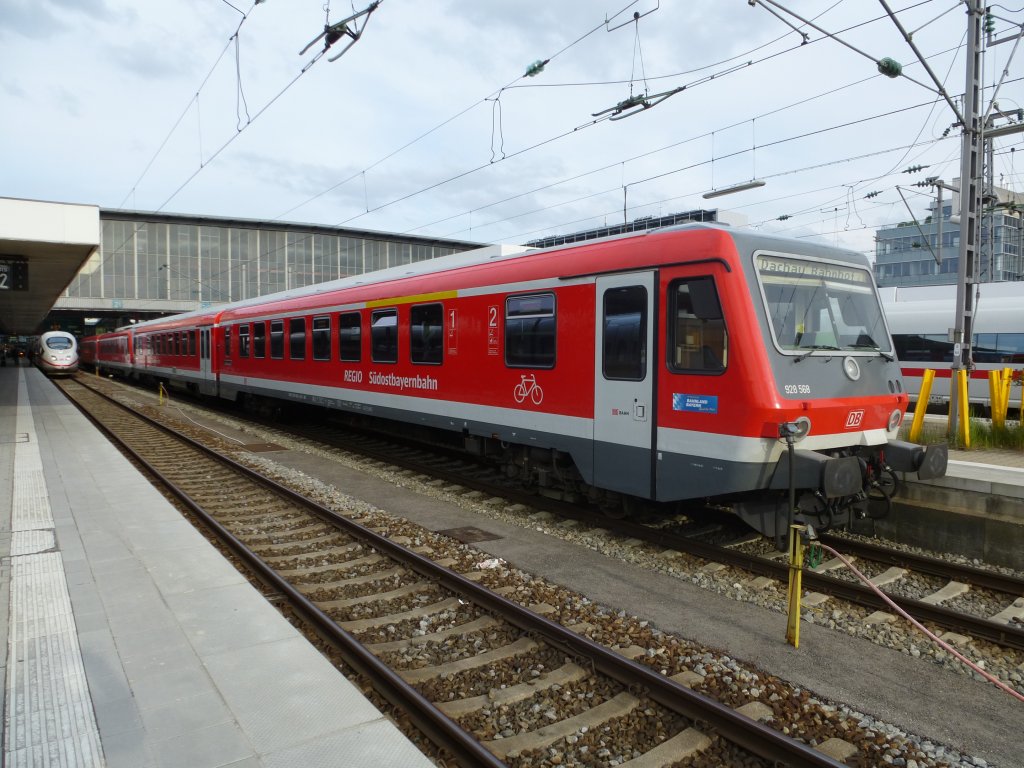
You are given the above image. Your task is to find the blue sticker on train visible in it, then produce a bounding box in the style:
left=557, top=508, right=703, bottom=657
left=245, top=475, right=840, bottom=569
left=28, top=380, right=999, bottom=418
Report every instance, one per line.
left=673, top=394, right=718, bottom=414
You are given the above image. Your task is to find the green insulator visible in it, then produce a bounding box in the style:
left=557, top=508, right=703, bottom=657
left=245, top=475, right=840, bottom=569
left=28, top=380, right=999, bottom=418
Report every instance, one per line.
left=525, top=59, right=547, bottom=77
left=877, top=57, right=902, bottom=78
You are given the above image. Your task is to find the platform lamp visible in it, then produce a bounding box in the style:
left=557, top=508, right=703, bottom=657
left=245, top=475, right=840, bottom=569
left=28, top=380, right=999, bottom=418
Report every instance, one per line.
left=702, top=180, right=766, bottom=200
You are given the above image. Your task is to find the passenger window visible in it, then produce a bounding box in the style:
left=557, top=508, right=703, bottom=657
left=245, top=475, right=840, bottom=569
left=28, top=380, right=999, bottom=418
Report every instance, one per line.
left=224, top=327, right=232, bottom=357
left=603, top=286, right=647, bottom=381
left=339, top=312, right=361, bottom=362
left=410, top=303, right=443, bottom=365
left=505, top=293, right=555, bottom=368
left=669, top=277, right=727, bottom=374
left=289, top=318, right=306, bottom=360
left=253, top=322, right=266, bottom=358
left=238, top=324, right=250, bottom=358
left=371, top=309, right=398, bottom=363
left=188, top=330, right=197, bottom=357
left=312, top=316, right=331, bottom=361
left=270, top=320, right=284, bottom=359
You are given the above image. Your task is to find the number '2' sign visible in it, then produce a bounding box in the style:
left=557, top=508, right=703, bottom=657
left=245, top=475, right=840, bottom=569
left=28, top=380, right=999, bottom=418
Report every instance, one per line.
left=0, top=259, right=28, bottom=291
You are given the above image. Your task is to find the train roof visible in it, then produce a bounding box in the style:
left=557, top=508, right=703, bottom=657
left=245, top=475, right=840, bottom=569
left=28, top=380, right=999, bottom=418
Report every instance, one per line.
left=881, top=281, right=1024, bottom=334
left=118, top=223, right=874, bottom=332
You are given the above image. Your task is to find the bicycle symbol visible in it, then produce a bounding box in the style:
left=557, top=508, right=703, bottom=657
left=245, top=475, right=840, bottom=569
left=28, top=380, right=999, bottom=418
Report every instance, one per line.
left=513, top=373, right=544, bottom=405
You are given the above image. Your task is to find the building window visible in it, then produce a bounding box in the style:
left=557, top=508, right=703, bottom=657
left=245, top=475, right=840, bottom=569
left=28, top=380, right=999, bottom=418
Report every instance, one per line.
left=410, top=303, right=443, bottom=364
left=505, top=293, right=555, bottom=368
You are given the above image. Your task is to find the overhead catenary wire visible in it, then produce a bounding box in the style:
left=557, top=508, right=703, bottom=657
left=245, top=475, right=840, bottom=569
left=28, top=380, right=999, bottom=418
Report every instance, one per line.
left=281, top=0, right=931, bottom=224
left=272, top=0, right=647, bottom=221
left=95, top=1, right=1019, bottom=299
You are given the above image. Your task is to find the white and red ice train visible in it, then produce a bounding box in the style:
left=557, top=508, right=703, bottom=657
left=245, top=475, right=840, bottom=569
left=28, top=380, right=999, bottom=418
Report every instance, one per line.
left=81, top=224, right=946, bottom=540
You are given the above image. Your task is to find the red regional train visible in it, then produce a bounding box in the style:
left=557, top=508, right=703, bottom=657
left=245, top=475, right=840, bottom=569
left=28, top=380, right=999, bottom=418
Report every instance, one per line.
left=81, top=224, right=947, bottom=542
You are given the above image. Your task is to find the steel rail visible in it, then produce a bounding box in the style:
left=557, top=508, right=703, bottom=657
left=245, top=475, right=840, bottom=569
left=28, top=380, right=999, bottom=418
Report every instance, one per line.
left=63, top=378, right=846, bottom=768
left=607, top=519, right=1024, bottom=651
left=818, top=532, right=1024, bottom=597
left=211, top=403, right=1024, bottom=650
left=59, top=381, right=505, bottom=768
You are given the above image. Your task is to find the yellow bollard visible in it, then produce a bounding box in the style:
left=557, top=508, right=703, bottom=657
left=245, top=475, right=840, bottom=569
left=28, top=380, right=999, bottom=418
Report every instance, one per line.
left=989, top=371, right=1004, bottom=428
left=957, top=369, right=970, bottom=447
left=909, top=369, right=935, bottom=443
left=158, top=383, right=167, bottom=407
left=786, top=524, right=806, bottom=649
left=1001, top=368, right=1013, bottom=424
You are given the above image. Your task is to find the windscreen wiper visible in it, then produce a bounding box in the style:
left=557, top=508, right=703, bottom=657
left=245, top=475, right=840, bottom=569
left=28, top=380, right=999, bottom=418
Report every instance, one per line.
left=793, top=344, right=841, bottom=363
left=849, top=344, right=895, bottom=362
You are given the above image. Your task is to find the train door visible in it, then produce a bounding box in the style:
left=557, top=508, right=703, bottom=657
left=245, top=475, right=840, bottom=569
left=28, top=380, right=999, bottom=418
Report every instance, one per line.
left=199, top=326, right=215, bottom=395
left=593, top=272, right=657, bottom=499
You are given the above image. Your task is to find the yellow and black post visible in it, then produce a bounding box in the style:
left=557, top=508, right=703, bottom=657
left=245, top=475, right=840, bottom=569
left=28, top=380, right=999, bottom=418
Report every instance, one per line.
left=786, top=523, right=807, bottom=648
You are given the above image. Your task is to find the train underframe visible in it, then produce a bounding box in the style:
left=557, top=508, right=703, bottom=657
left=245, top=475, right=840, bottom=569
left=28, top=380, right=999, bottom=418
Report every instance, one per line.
left=89, top=374, right=949, bottom=546
left=239, top=391, right=949, bottom=547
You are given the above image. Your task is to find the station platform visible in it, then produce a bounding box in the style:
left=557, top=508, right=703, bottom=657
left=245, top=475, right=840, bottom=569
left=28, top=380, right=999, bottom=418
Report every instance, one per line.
left=0, top=363, right=433, bottom=768
left=892, top=436, right=1024, bottom=570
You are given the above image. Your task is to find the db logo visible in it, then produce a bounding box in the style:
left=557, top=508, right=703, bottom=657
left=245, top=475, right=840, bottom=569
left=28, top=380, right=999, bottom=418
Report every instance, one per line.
left=845, top=410, right=865, bottom=428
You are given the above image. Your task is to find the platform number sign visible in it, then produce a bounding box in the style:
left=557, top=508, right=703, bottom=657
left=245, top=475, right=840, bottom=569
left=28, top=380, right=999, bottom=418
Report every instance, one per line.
left=0, top=258, right=28, bottom=291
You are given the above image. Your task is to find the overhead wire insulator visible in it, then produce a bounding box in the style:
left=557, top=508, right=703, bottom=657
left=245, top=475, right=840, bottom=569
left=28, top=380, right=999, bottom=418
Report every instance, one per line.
left=984, top=12, right=995, bottom=33
left=876, top=57, right=902, bottom=78
left=902, top=164, right=927, bottom=174
left=865, top=191, right=881, bottom=199
left=777, top=214, right=791, bottom=221
left=524, top=59, right=549, bottom=77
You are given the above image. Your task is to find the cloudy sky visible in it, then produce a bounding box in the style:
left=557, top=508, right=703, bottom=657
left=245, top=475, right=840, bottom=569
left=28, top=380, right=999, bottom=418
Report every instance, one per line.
left=3, top=0, right=1022, bottom=256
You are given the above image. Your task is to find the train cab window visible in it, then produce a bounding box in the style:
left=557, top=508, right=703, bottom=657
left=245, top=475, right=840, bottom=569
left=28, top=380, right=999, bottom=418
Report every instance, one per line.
left=410, top=303, right=443, bottom=365
left=238, top=324, right=250, bottom=358
left=603, top=286, right=647, bottom=381
left=253, top=322, right=266, bottom=358
left=339, top=312, right=361, bottom=362
left=270, top=320, right=285, bottom=359
left=505, top=293, right=555, bottom=368
left=224, top=327, right=232, bottom=357
left=312, top=316, right=331, bottom=361
left=669, top=277, right=727, bottom=374
left=188, top=330, right=197, bottom=357
left=289, top=318, right=306, bottom=360
left=371, top=309, right=398, bottom=363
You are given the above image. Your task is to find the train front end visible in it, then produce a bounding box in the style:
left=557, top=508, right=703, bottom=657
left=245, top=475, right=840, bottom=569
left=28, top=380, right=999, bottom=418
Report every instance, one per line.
left=36, top=332, right=79, bottom=376
left=733, top=236, right=947, bottom=542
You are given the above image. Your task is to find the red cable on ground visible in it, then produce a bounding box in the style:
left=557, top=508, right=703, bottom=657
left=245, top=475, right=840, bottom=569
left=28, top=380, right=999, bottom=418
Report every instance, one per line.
left=816, top=543, right=1024, bottom=703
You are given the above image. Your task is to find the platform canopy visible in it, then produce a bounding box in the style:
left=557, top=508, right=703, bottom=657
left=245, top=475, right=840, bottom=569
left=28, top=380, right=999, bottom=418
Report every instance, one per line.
left=0, top=198, right=99, bottom=336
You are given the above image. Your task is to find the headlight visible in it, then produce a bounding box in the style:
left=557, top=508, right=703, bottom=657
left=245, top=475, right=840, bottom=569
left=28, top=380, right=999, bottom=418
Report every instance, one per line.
left=843, top=356, right=861, bottom=381
left=888, top=409, right=902, bottom=431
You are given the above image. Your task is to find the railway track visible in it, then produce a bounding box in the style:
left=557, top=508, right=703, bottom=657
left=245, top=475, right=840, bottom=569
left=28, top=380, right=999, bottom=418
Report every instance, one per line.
left=58, top=377, right=857, bottom=767
left=236, top=410, right=1024, bottom=653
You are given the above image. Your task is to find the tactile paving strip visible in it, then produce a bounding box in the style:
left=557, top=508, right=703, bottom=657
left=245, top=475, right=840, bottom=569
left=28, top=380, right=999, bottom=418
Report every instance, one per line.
left=4, top=370, right=104, bottom=768
left=10, top=529, right=56, bottom=556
